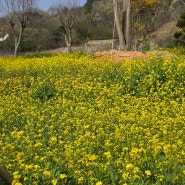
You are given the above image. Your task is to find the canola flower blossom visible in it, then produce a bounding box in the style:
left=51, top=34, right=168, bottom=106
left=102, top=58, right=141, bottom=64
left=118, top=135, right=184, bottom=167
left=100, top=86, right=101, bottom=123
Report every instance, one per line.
left=96, top=181, right=103, bottom=185
left=60, top=174, right=67, bottom=179
left=145, top=170, right=152, bottom=176
left=0, top=52, right=185, bottom=184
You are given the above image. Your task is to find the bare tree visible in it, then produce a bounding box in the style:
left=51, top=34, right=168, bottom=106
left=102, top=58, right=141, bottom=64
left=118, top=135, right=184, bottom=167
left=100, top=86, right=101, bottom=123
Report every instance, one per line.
left=51, top=1, right=79, bottom=53
left=123, top=0, right=131, bottom=50
left=179, top=0, right=185, bottom=5
left=1, top=0, right=37, bottom=57
left=112, top=0, right=131, bottom=50
left=113, top=0, right=126, bottom=50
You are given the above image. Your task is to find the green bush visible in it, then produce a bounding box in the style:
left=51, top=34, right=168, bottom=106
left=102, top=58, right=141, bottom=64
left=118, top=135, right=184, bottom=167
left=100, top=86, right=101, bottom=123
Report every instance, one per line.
left=174, top=10, right=185, bottom=46
left=32, top=81, right=56, bottom=102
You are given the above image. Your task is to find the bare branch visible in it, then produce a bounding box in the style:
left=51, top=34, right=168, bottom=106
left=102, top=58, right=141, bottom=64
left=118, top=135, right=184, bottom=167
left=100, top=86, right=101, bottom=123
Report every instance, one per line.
left=1, top=0, right=38, bottom=56
left=52, top=0, right=78, bottom=52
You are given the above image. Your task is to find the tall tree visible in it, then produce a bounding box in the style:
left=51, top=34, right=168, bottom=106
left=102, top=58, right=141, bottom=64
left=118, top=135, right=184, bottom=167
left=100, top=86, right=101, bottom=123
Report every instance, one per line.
left=51, top=1, right=79, bottom=53
left=112, top=0, right=131, bottom=50
left=123, top=0, right=131, bottom=50
left=1, top=0, right=37, bottom=57
left=131, top=0, right=161, bottom=50
left=113, top=0, right=126, bottom=50
left=174, top=9, right=185, bottom=45
left=113, top=0, right=161, bottom=51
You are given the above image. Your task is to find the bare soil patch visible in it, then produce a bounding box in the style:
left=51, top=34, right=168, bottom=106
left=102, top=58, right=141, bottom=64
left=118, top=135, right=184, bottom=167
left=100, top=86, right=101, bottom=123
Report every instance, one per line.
left=94, top=50, right=175, bottom=62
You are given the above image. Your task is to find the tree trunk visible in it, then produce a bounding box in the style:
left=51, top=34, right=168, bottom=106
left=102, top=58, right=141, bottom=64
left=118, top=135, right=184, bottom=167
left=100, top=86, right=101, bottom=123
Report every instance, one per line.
left=125, top=0, right=131, bottom=50
left=14, top=38, right=19, bottom=57
left=64, top=28, right=72, bottom=53
left=10, top=21, right=24, bottom=57
left=14, top=28, right=24, bottom=57
left=123, top=0, right=131, bottom=51
left=64, top=34, right=72, bottom=53
left=113, top=0, right=126, bottom=50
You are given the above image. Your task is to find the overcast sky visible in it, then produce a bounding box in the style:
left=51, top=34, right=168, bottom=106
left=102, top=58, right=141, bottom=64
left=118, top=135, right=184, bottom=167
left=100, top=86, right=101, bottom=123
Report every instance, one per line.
left=38, top=0, right=87, bottom=10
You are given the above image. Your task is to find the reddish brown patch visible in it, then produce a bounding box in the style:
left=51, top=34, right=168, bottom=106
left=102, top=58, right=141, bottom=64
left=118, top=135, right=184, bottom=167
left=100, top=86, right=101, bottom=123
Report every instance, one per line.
left=94, top=50, right=175, bottom=62
left=94, top=50, right=146, bottom=62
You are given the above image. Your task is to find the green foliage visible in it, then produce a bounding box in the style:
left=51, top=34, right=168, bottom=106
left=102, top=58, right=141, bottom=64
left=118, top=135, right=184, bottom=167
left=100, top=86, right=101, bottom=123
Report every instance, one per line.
left=88, top=25, right=113, bottom=40
left=32, top=81, right=56, bottom=102
left=83, top=0, right=101, bottom=13
left=73, top=21, right=89, bottom=43
left=20, top=38, right=37, bottom=52
left=138, top=40, right=151, bottom=52
left=174, top=10, right=185, bottom=46
left=176, top=10, right=185, bottom=28
left=22, top=52, right=56, bottom=58
left=164, top=47, right=185, bottom=55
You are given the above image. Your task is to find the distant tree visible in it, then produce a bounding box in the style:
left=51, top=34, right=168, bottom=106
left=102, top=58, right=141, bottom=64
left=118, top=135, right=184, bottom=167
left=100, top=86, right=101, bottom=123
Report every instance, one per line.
left=84, top=0, right=101, bottom=13
left=21, top=10, right=62, bottom=52
left=112, top=0, right=162, bottom=51
left=131, top=0, right=161, bottom=50
left=174, top=9, right=185, bottom=45
left=113, top=0, right=127, bottom=50
left=72, top=8, right=88, bottom=44
left=82, top=0, right=114, bottom=41
left=180, top=0, right=185, bottom=5
left=123, top=0, right=131, bottom=50
left=50, top=1, right=80, bottom=52
left=84, top=0, right=95, bottom=13
left=0, top=0, right=37, bottom=57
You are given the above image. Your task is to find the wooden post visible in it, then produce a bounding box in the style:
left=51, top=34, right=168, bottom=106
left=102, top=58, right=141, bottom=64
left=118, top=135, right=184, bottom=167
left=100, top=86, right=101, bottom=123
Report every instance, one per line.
left=0, top=166, right=13, bottom=185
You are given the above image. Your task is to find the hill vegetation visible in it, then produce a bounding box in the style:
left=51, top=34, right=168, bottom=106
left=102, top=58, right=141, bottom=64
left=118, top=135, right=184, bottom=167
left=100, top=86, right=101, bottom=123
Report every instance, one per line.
left=0, top=0, right=184, bottom=55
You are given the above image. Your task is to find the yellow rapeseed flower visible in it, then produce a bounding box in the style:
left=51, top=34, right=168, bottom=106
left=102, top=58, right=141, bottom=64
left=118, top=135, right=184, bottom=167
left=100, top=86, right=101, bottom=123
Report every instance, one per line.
left=96, top=181, right=103, bottom=185
left=133, top=167, right=140, bottom=173
left=126, top=163, right=134, bottom=170
left=0, top=54, right=185, bottom=184
left=43, top=170, right=51, bottom=177
left=145, top=170, right=152, bottom=176
left=13, top=171, right=21, bottom=180
left=60, top=174, right=67, bottom=179
left=50, top=136, right=57, bottom=142
left=122, top=172, right=129, bottom=180
left=78, top=176, right=84, bottom=183
left=104, top=151, right=111, bottom=159
left=52, top=179, right=58, bottom=185
left=13, top=183, right=23, bottom=185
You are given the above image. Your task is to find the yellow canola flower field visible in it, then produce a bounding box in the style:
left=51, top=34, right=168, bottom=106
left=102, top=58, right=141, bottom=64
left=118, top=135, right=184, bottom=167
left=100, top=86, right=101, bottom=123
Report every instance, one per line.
left=0, top=53, right=185, bottom=185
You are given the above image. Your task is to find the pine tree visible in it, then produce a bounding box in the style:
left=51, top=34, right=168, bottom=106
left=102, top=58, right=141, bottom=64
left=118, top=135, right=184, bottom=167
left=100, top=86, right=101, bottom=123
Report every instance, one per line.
left=174, top=10, right=185, bottom=45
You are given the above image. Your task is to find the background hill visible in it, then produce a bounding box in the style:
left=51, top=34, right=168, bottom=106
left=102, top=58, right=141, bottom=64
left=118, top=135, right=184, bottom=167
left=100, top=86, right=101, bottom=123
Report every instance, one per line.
left=0, top=0, right=184, bottom=55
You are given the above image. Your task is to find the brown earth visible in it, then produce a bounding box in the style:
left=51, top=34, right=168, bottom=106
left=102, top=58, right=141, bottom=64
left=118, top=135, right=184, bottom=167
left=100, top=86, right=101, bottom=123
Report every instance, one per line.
left=47, top=47, right=175, bottom=62
left=94, top=50, right=175, bottom=62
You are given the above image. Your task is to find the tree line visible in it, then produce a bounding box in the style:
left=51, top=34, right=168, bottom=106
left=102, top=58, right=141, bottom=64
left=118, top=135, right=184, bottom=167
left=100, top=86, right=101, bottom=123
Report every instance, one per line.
left=0, top=0, right=184, bottom=57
